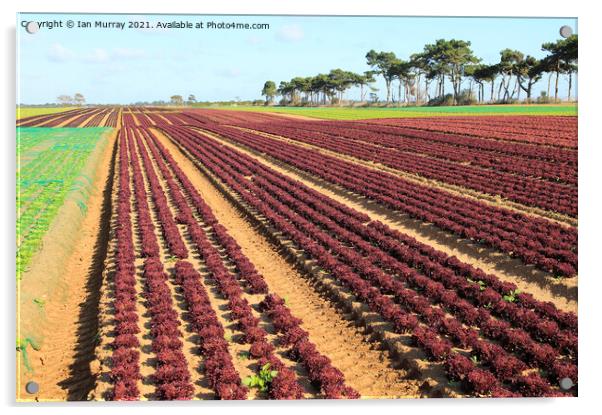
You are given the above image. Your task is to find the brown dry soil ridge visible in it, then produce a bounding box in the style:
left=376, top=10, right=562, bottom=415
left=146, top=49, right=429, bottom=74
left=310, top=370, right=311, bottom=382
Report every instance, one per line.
left=252, top=111, right=324, bottom=122
left=235, top=126, right=577, bottom=228
left=154, top=130, right=444, bottom=398
left=17, top=128, right=119, bottom=401
left=192, top=127, right=577, bottom=314
left=88, top=144, right=124, bottom=401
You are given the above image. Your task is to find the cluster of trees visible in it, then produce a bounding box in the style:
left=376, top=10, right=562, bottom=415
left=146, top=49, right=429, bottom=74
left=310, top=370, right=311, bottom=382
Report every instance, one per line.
left=169, top=94, right=198, bottom=106
left=56, top=93, right=86, bottom=106
left=261, top=35, right=577, bottom=106
left=261, top=70, right=378, bottom=106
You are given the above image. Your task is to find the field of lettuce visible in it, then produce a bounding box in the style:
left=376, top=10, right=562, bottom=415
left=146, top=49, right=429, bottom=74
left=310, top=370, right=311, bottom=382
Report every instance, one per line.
left=16, top=106, right=578, bottom=401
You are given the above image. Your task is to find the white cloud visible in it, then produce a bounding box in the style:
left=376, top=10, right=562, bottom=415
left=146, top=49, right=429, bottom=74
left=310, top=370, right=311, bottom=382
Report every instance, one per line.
left=47, top=43, right=74, bottom=62
left=113, top=48, right=147, bottom=59
left=93, top=63, right=127, bottom=84
left=215, top=68, right=241, bottom=78
left=46, top=45, right=149, bottom=64
left=83, top=48, right=110, bottom=63
left=277, top=24, right=304, bottom=42
left=247, top=35, right=263, bottom=45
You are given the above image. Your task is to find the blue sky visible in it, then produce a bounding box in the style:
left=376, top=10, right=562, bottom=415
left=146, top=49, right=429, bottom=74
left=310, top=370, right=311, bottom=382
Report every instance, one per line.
left=17, top=13, right=577, bottom=104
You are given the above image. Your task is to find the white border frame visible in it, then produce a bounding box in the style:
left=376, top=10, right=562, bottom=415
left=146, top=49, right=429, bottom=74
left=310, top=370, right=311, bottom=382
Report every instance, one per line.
left=2, top=1, right=600, bottom=414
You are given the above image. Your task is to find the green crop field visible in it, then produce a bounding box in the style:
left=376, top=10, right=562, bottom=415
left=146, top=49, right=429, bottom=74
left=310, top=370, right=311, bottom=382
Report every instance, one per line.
left=214, top=103, right=577, bottom=120
left=16, top=127, right=111, bottom=277
left=17, top=107, right=77, bottom=120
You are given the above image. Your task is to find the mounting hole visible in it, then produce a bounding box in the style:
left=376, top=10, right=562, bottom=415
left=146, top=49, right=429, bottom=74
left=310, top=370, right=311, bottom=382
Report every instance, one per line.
left=559, top=377, right=574, bottom=391
left=25, top=21, right=39, bottom=34
left=25, top=381, right=39, bottom=394
left=559, top=25, right=573, bottom=38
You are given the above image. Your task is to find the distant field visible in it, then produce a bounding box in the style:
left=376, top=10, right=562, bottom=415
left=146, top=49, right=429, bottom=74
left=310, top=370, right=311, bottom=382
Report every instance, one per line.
left=214, top=103, right=577, bottom=120
left=17, top=107, right=76, bottom=120
left=16, top=127, right=111, bottom=277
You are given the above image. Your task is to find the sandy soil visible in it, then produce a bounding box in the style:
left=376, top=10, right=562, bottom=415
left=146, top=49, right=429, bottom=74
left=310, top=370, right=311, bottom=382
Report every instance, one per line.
left=17, top=128, right=118, bottom=401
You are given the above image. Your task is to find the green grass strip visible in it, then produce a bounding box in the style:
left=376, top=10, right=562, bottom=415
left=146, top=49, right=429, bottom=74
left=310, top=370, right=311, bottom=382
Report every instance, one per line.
left=209, top=103, right=577, bottom=120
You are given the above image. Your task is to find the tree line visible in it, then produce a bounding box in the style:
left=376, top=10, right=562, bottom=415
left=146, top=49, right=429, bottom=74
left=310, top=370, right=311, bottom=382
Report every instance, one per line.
left=56, top=93, right=86, bottom=106
left=261, top=35, right=577, bottom=106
